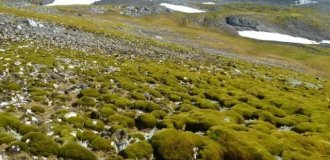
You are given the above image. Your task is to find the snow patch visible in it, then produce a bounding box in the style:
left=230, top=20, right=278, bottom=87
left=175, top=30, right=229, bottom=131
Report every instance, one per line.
left=46, top=0, right=101, bottom=6
left=296, top=0, right=317, bottom=5
left=203, top=2, right=216, bottom=5
left=238, top=31, right=319, bottom=44
left=160, top=3, right=205, bottom=13
left=321, top=40, right=330, bottom=44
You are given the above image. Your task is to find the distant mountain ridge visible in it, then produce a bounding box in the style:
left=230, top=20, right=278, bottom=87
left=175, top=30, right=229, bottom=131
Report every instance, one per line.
left=3, top=0, right=324, bottom=6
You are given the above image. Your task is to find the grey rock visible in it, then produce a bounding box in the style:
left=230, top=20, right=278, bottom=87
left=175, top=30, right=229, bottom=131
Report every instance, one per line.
left=225, top=16, right=266, bottom=31
left=24, top=19, right=38, bottom=27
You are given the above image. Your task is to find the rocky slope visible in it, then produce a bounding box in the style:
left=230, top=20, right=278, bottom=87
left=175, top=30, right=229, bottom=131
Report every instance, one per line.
left=0, top=1, right=329, bottom=160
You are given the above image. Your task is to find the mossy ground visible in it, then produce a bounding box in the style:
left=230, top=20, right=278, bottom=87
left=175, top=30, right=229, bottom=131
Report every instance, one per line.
left=0, top=2, right=329, bottom=160
left=0, top=3, right=330, bottom=77
left=0, top=40, right=328, bottom=159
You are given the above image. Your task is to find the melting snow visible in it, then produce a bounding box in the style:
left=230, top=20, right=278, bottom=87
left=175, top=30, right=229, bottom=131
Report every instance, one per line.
left=203, top=2, right=216, bottom=5
left=238, top=31, right=319, bottom=44
left=46, top=0, right=101, bottom=6
left=296, top=0, right=317, bottom=5
left=321, top=40, right=330, bottom=44
left=160, top=3, right=205, bottom=13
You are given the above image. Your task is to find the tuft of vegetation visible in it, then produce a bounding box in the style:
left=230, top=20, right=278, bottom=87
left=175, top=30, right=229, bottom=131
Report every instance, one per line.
left=136, top=113, right=157, bottom=129
left=151, top=129, right=223, bottom=160
left=21, top=132, right=59, bottom=156
left=120, top=141, right=153, bottom=159
left=58, top=143, right=97, bottom=160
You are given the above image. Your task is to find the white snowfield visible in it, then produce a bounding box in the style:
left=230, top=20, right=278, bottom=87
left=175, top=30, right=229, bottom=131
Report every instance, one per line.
left=46, top=0, right=101, bottom=6
left=238, top=31, right=321, bottom=45
left=160, top=3, right=205, bottom=13
left=203, top=2, right=216, bottom=5
left=321, top=40, right=330, bottom=44
left=296, top=0, right=317, bottom=5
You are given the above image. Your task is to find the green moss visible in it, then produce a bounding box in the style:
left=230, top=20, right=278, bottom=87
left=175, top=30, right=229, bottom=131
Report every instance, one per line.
left=28, top=87, right=48, bottom=96
left=6, top=141, right=29, bottom=153
left=246, top=121, right=277, bottom=134
left=129, top=133, right=145, bottom=140
left=67, top=116, right=85, bottom=128
left=177, top=103, right=196, bottom=112
left=196, top=98, right=219, bottom=110
left=123, top=111, right=136, bottom=119
left=156, top=119, right=174, bottom=129
left=75, top=97, right=97, bottom=106
left=136, top=113, right=157, bottom=129
left=109, top=125, right=126, bottom=133
left=84, top=119, right=105, bottom=131
left=208, top=126, right=277, bottom=160
left=151, top=129, right=223, bottom=160
left=292, top=122, right=317, bottom=133
left=184, top=109, right=242, bottom=132
left=100, top=94, right=131, bottom=108
left=99, top=107, right=116, bottom=117
left=100, top=104, right=117, bottom=110
left=3, top=82, right=21, bottom=91
left=18, top=125, right=40, bottom=135
left=0, top=112, right=38, bottom=134
left=169, top=94, right=181, bottom=101
left=0, top=133, right=15, bottom=144
left=21, top=132, right=59, bottom=156
left=31, top=105, right=45, bottom=113
left=132, top=101, right=161, bottom=112
left=58, top=143, right=97, bottom=160
left=131, top=92, right=147, bottom=100
left=105, top=155, right=124, bottom=160
left=89, top=137, right=113, bottom=151
left=231, top=103, right=257, bottom=118
left=79, top=89, right=100, bottom=97
left=151, top=110, right=167, bottom=119
left=120, top=141, right=153, bottom=159
left=77, top=130, right=98, bottom=142
left=108, top=115, right=135, bottom=128
left=118, top=78, right=137, bottom=91
left=145, top=89, right=162, bottom=98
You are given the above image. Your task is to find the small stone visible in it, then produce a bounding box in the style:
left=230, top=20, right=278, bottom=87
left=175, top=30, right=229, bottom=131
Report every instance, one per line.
left=16, top=25, right=22, bottom=30
left=65, top=112, right=77, bottom=119
left=15, top=61, right=21, bottom=66
left=24, top=19, right=38, bottom=28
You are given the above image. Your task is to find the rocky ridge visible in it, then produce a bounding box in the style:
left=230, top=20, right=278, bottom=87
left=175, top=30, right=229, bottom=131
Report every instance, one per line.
left=0, top=13, right=199, bottom=60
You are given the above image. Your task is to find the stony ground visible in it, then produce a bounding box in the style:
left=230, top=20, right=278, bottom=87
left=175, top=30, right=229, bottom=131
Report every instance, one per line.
left=0, top=2, right=329, bottom=160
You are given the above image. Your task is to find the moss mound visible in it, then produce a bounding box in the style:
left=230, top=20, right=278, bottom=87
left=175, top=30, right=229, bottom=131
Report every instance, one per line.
left=132, top=101, right=161, bottom=112
left=136, top=113, right=157, bottom=129
left=151, top=129, right=223, bottom=160
left=58, top=143, right=97, bottom=160
left=21, top=132, right=59, bottom=156
left=0, top=133, right=15, bottom=145
left=31, top=105, right=46, bottom=113
left=89, top=137, right=113, bottom=151
left=108, top=115, right=135, bottom=128
left=79, top=88, right=100, bottom=97
left=120, top=141, right=153, bottom=159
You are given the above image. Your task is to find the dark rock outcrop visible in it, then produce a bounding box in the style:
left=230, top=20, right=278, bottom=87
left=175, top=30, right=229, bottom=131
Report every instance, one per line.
left=225, top=16, right=268, bottom=31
